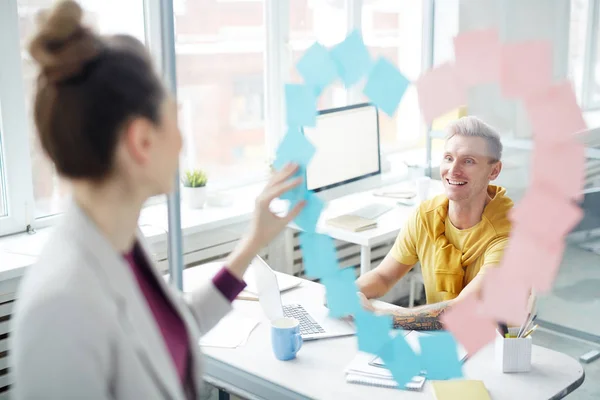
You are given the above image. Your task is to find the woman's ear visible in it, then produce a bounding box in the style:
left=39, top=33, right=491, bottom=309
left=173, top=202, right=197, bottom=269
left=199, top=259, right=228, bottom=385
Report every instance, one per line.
left=122, top=117, right=155, bottom=166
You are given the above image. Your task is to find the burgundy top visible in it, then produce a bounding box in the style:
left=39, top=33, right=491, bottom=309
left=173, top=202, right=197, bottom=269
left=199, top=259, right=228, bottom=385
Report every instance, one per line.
left=124, top=243, right=246, bottom=392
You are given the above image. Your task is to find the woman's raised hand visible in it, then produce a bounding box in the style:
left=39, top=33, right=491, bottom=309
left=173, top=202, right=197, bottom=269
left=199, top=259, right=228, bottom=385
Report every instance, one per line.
left=246, top=163, right=306, bottom=250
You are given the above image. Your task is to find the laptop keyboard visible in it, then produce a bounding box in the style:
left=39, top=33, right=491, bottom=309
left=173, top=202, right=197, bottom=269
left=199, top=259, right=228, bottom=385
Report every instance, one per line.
left=283, top=304, right=326, bottom=336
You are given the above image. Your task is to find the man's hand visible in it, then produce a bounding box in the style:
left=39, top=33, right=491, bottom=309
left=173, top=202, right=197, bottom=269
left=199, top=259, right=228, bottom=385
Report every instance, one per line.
left=357, top=292, right=408, bottom=316
left=357, top=292, right=381, bottom=313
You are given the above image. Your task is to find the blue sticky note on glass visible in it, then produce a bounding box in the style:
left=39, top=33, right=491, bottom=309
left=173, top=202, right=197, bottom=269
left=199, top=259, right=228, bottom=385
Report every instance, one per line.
left=354, top=308, right=393, bottom=354
left=285, top=84, right=318, bottom=128
left=299, top=232, right=339, bottom=279
left=273, top=128, right=316, bottom=170
left=279, top=166, right=308, bottom=204
left=363, top=57, right=410, bottom=117
left=330, top=29, right=372, bottom=87
left=272, top=128, right=314, bottom=204
left=296, top=42, right=338, bottom=96
left=378, top=334, right=422, bottom=388
left=294, top=191, right=324, bottom=233
left=320, top=267, right=361, bottom=318
left=418, top=331, right=463, bottom=380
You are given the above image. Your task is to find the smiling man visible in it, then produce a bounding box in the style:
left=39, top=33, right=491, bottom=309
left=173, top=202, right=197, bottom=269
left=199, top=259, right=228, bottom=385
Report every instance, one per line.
left=355, top=116, right=513, bottom=330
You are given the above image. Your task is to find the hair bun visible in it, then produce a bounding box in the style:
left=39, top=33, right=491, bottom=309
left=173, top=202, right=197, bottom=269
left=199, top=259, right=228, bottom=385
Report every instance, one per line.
left=28, top=0, right=103, bottom=83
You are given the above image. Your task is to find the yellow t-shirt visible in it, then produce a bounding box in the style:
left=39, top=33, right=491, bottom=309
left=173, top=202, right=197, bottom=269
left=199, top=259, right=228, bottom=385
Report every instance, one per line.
left=390, top=185, right=513, bottom=304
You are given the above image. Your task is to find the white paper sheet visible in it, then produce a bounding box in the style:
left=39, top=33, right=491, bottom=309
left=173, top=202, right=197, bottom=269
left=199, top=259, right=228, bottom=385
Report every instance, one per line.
left=199, top=311, right=260, bottom=348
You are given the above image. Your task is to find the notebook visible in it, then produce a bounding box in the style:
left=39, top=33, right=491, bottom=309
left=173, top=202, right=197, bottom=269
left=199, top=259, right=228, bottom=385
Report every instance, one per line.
left=326, top=214, right=377, bottom=232
left=431, top=380, right=490, bottom=400
left=346, top=373, right=425, bottom=390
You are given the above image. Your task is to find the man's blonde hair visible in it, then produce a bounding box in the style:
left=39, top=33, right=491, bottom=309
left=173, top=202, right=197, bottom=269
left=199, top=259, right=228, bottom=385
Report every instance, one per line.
left=445, top=116, right=502, bottom=162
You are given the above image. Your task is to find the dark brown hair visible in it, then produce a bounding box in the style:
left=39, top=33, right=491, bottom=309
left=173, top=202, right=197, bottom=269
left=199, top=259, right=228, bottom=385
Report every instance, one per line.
left=28, top=0, right=166, bottom=180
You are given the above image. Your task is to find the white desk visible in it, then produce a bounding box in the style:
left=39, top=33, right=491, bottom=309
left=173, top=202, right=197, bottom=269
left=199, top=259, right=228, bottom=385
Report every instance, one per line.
left=183, top=266, right=585, bottom=400
left=290, top=179, right=444, bottom=275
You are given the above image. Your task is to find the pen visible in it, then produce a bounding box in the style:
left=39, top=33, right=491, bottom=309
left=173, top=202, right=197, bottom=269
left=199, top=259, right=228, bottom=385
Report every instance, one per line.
left=523, top=325, right=538, bottom=338
left=498, top=322, right=509, bottom=337
left=518, top=294, right=538, bottom=337
left=518, top=313, right=537, bottom=338
left=520, top=315, right=537, bottom=338
left=236, top=295, right=259, bottom=302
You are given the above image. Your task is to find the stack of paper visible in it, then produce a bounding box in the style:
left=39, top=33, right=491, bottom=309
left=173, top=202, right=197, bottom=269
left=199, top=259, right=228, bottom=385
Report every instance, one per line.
left=326, top=214, right=377, bottom=232
left=344, top=331, right=425, bottom=390
left=345, top=350, right=426, bottom=390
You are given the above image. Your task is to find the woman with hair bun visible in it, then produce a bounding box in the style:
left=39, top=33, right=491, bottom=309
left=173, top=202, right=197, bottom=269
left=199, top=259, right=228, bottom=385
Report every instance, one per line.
left=11, top=1, right=304, bottom=399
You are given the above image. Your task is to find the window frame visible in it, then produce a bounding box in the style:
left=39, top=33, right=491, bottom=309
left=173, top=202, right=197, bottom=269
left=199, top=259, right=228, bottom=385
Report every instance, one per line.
left=582, top=0, right=600, bottom=110
left=0, top=0, right=36, bottom=236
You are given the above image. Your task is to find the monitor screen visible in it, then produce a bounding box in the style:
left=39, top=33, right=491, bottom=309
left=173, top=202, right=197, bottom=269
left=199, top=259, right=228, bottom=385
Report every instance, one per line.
left=304, top=103, right=381, bottom=193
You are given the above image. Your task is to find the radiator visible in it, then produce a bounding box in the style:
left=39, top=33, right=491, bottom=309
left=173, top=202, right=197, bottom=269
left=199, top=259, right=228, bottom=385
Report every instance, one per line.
left=0, top=277, right=19, bottom=398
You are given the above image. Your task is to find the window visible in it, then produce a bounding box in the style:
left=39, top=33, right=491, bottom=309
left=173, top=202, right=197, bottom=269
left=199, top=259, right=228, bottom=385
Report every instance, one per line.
left=569, top=0, right=589, bottom=105
left=580, top=0, right=600, bottom=110
left=1, top=0, right=433, bottom=237
left=231, top=75, right=265, bottom=129
left=428, top=0, right=460, bottom=166
left=288, top=0, right=349, bottom=110
left=0, top=125, right=7, bottom=217
left=174, top=0, right=268, bottom=189
left=360, top=1, right=425, bottom=153
left=16, top=0, right=147, bottom=219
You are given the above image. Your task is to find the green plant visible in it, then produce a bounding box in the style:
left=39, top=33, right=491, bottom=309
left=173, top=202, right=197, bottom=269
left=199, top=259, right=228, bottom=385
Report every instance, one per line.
left=182, top=169, right=208, bottom=188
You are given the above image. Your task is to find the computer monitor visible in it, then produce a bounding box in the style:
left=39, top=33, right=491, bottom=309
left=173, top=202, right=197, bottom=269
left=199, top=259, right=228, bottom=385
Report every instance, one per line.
left=304, top=103, right=382, bottom=203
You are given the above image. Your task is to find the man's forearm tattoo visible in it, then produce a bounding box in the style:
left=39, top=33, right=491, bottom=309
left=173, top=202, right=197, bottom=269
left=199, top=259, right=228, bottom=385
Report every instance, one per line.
left=392, top=302, right=450, bottom=331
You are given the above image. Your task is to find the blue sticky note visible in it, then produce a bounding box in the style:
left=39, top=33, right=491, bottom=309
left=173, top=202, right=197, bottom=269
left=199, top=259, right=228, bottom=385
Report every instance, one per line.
left=299, top=232, right=339, bottom=279
left=294, top=192, right=324, bottom=233
left=272, top=128, right=314, bottom=204
left=363, top=57, right=410, bottom=117
left=320, top=268, right=361, bottom=318
left=378, top=334, right=422, bottom=388
left=330, top=29, right=372, bottom=87
left=272, top=128, right=316, bottom=170
left=418, top=332, right=463, bottom=380
left=279, top=166, right=308, bottom=204
left=354, top=308, right=393, bottom=354
left=296, top=42, right=338, bottom=95
left=285, top=84, right=318, bottom=127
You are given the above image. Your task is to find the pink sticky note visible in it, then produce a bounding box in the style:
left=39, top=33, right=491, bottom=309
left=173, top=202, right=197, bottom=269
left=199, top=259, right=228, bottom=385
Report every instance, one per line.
left=500, top=40, right=553, bottom=99
left=500, top=228, right=567, bottom=294
left=509, top=185, right=583, bottom=246
left=530, top=140, right=586, bottom=201
left=479, top=267, right=530, bottom=325
left=453, top=29, right=501, bottom=87
left=415, top=62, right=467, bottom=124
left=531, top=241, right=567, bottom=293
left=525, top=81, right=587, bottom=145
left=440, top=292, right=497, bottom=356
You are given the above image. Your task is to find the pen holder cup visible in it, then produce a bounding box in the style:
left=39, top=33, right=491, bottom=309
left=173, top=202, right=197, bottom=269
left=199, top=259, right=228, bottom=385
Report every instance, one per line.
left=495, top=328, right=532, bottom=373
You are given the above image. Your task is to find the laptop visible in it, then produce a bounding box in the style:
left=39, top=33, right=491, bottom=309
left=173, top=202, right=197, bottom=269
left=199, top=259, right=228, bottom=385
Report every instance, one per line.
left=244, top=258, right=303, bottom=295
left=252, top=256, right=356, bottom=341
